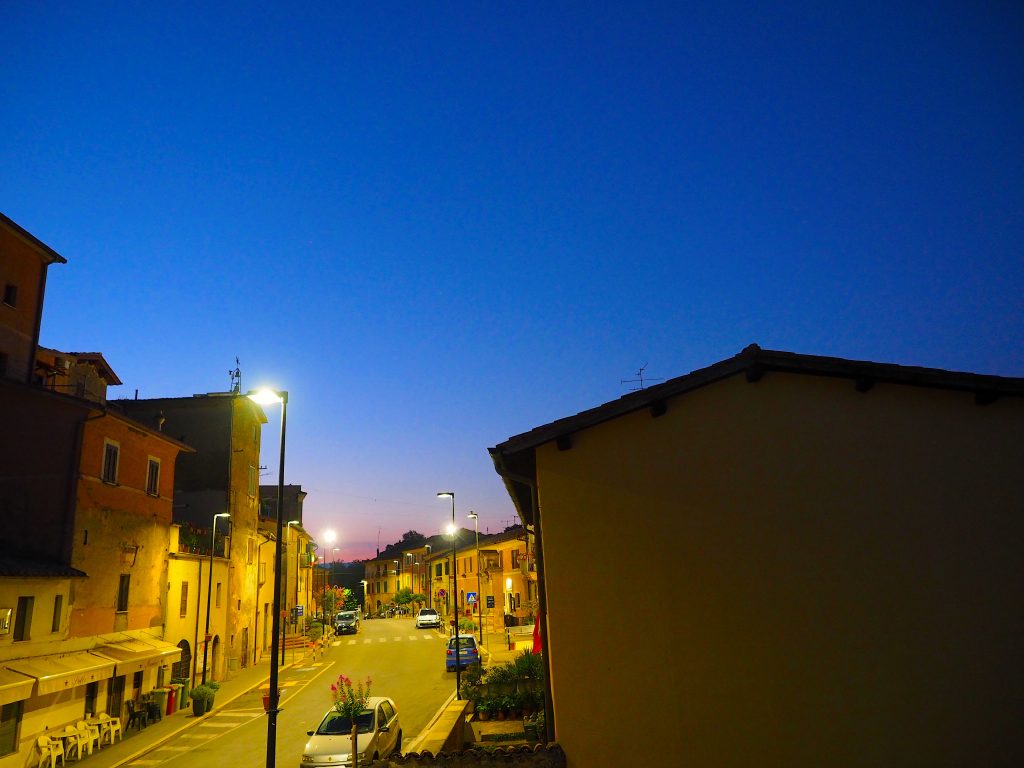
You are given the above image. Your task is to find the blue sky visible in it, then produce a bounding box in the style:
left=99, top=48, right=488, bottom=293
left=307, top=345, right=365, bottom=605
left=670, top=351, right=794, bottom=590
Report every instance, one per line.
left=3, top=2, right=1022, bottom=559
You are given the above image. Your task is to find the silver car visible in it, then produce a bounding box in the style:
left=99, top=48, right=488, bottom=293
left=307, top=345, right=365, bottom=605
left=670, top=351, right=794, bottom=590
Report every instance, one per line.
left=301, top=696, right=402, bottom=767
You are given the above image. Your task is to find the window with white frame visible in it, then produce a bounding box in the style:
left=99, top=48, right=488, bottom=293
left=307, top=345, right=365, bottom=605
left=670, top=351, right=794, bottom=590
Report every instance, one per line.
left=102, top=440, right=120, bottom=484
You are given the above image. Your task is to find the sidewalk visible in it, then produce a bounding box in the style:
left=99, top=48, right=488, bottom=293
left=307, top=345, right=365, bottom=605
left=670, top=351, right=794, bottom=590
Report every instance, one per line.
left=80, top=641, right=322, bottom=768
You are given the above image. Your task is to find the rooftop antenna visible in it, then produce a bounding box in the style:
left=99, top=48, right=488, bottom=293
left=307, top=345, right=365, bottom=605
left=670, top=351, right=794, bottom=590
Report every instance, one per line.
left=621, top=363, right=662, bottom=391
left=229, top=357, right=241, bottom=393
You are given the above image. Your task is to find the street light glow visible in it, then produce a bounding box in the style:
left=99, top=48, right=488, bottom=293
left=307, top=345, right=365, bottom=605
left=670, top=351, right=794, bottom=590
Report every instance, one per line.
left=247, top=387, right=283, bottom=405
left=447, top=522, right=457, bottom=536
left=322, top=529, right=337, bottom=545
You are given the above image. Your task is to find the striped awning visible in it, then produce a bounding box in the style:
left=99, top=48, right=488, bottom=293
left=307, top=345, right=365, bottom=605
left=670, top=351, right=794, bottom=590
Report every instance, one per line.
left=94, top=637, right=181, bottom=675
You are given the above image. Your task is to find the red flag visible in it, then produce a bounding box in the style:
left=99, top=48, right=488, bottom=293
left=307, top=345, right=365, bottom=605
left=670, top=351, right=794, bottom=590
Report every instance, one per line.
left=532, top=610, right=542, bottom=654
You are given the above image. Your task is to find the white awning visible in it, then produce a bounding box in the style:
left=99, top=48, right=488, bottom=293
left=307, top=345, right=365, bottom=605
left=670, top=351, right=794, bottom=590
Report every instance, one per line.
left=5, top=652, right=115, bottom=695
left=93, top=638, right=181, bottom=675
left=0, top=668, right=35, bottom=705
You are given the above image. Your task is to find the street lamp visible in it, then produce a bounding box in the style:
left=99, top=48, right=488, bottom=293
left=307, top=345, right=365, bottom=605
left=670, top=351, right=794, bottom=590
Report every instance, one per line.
left=360, top=580, right=368, bottom=616
left=437, top=491, right=460, bottom=700
left=202, top=512, right=230, bottom=684
left=468, top=510, right=483, bottom=655
left=247, top=387, right=287, bottom=768
left=287, top=520, right=301, bottom=631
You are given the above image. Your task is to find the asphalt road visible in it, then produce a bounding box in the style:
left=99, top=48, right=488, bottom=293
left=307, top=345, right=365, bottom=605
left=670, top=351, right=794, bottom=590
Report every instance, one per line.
left=135, top=618, right=454, bottom=767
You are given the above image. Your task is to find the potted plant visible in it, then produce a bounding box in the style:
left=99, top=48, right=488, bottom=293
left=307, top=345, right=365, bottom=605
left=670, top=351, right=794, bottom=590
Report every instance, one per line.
left=188, top=685, right=213, bottom=716
left=475, top=699, right=492, bottom=721
left=206, top=681, right=220, bottom=710
left=330, top=674, right=372, bottom=768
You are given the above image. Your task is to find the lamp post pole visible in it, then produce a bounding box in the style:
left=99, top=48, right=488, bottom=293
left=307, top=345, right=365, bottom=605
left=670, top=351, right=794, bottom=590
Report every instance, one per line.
left=202, top=512, right=230, bottom=685
left=248, top=388, right=287, bottom=768
left=468, top=511, right=483, bottom=654
left=438, top=492, right=460, bottom=699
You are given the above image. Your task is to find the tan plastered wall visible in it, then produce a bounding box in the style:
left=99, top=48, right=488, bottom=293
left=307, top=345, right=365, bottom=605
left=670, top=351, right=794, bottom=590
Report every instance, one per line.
left=535, top=373, right=1023, bottom=767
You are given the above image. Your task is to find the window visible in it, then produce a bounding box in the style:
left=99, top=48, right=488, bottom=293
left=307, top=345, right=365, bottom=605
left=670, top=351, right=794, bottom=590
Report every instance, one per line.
left=146, top=458, right=160, bottom=496
left=258, top=562, right=266, bottom=583
left=2, top=284, right=16, bottom=307
left=444, top=561, right=449, bottom=576
left=102, top=440, right=120, bottom=484
left=51, top=595, right=62, bottom=633
left=116, top=574, right=130, bottom=613
left=13, top=597, right=32, bottom=641
left=216, top=583, right=222, bottom=608
left=179, top=583, right=188, bottom=618
left=0, top=701, right=23, bottom=757
left=435, top=563, right=442, bottom=577
left=248, top=465, right=257, bottom=497
left=511, top=549, right=521, bottom=568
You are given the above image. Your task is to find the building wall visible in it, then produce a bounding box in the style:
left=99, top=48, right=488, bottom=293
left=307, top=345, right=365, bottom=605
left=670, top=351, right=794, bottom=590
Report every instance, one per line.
left=0, top=380, right=89, bottom=564
left=534, top=373, right=1024, bottom=767
left=0, top=224, right=49, bottom=384
left=70, top=414, right=182, bottom=636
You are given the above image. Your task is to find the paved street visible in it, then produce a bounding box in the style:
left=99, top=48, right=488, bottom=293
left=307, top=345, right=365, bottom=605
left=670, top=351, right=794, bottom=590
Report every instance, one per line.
left=92, top=618, right=455, bottom=768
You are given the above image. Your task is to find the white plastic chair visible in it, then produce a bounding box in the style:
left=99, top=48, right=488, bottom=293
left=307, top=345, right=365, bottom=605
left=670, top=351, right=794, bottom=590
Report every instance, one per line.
left=36, top=735, right=64, bottom=768
left=75, top=722, right=96, bottom=756
left=97, top=713, right=122, bottom=745
left=63, top=725, right=87, bottom=761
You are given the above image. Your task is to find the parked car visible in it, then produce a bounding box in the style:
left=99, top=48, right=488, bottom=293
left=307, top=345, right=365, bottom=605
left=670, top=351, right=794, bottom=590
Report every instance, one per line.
left=334, top=610, right=360, bottom=635
left=445, top=634, right=480, bottom=672
left=301, top=696, right=402, bottom=767
left=415, top=608, right=440, bottom=629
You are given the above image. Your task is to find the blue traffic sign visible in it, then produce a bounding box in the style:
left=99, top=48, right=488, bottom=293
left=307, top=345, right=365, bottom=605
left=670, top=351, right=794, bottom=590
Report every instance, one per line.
left=466, top=592, right=477, bottom=604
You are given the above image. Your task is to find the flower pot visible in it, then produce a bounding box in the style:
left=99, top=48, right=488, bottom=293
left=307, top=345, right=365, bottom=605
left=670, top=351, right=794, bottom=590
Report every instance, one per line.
left=495, top=710, right=506, bottom=721
left=192, top=698, right=207, bottom=717
left=478, top=711, right=490, bottom=721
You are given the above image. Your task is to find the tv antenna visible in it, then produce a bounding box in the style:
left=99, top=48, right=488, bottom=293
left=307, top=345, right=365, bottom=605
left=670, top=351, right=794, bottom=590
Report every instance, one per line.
left=621, top=364, right=662, bottom=391
left=229, top=357, right=241, bottom=393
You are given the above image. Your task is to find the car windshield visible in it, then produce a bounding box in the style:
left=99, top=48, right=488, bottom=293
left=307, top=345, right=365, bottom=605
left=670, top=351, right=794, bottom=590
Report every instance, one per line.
left=448, top=637, right=476, bottom=649
left=420, top=609, right=436, bottom=616
left=338, top=612, right=356, bottom=620
left=318, top=710, right=374, bottom=735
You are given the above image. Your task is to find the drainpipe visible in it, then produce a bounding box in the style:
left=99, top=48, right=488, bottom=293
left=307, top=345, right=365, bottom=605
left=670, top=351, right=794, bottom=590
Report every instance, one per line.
left=490, top=456, right=554, bottom=744
left=255, top=534, right=274, bottom=663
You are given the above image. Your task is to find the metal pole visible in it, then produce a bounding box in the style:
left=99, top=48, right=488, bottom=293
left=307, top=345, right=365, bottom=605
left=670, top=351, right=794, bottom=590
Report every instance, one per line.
left=266, top=391, right=287, bottom=768
left=450, top=495, right=460, bottom=699
left=471, top=513, right=482, bottom=655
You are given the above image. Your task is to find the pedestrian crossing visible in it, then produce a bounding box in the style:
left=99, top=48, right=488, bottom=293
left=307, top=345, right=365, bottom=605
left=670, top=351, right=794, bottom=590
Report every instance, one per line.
left=331, top=633, right=440, bottom=646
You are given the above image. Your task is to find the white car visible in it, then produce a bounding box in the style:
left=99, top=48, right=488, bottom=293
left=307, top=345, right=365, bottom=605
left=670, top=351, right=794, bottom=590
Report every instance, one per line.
left=301, top=696, right=402, bottom=767
left=415, top=608, right=440, bottom=629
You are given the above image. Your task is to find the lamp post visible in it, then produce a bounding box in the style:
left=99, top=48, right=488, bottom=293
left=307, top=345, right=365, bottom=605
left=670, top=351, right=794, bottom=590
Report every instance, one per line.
left=321, top=530, right=336, bottom=620
left=287, top=520, right=300, bottom=631
left=468, top=510, right=483, bottom=654
left=202, top=512, right=230, bottom=684
left=360, top=580, right=368, bottom=617
left=248, top=387, right=287, bottom=768
left=437, top=491, right=460, bottom=700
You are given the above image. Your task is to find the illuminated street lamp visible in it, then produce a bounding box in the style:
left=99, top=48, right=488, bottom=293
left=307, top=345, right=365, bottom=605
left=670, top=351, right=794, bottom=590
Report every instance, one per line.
left=468, top=510, right=483, bottom=655
left=247, top=387, right=287, bottom=768
left=437, top=491, right=460, bottom=699
left=201, top=512, right=230, bottom=684
left=360, top=580, right=368, bottom=616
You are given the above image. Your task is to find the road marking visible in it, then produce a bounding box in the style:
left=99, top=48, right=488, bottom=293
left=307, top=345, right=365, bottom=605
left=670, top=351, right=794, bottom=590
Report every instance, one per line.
left=408, top=635, right=418, bottom=640
left=177, top=733, right=216, bottom=740
left=347, top=640, right=357, bottom=645
left=153, top=746, right=190, bottom=752
left=363, top=639, right=372, bottom=644
left=378, top=637, right=387, bottom=642
left=198, top=721, right=238, bottom=729
left=393, top=637, right=402, bottom=641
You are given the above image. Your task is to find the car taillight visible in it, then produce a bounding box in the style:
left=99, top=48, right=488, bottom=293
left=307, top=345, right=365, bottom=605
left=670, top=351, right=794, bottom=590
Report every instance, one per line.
left=470, top=648, right=477, bottom=655
left=447, top=649, right=453, bottom=656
